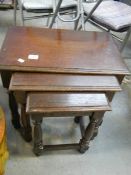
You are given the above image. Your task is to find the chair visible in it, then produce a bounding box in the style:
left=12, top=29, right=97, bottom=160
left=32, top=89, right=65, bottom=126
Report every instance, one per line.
left=15, top=0, right=77, bottom=26
left=80, top=0, right=131, bottom=52
left=14, top=0, right=53, bottom=26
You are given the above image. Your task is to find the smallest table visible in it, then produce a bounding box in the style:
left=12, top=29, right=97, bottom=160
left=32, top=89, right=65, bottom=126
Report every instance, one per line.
left=26, top=92, right=111, bottom=156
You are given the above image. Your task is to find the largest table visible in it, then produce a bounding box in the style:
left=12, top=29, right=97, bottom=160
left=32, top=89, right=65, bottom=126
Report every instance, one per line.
left=0, top=26, right=129, bottom=131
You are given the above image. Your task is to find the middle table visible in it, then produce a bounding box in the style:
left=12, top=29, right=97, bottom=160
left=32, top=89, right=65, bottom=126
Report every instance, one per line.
left=9, top=72, right=120, bottom=144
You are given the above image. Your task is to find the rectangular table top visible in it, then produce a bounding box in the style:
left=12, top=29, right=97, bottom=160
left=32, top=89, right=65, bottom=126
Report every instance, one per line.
left=26, top=92, right=111, bottom=114
left=0, top=26, right=129, bottom=75
left=10, top=72, right=121, bottom=92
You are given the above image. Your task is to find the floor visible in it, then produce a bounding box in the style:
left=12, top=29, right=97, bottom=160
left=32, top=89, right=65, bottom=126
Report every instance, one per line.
left=0, top=9, right=131, bottom=175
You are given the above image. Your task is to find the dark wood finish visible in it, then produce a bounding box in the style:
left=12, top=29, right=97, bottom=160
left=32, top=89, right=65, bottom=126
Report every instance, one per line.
left=0, top=27, right=129, bottom=138
left=26, top=92, right=111, bottom=115
left=89, top=112, right=103, bottom=140
left=79, top=111, right=105, bottom=153
left=8, top=91, right=21, bottom=129
left=75, top=113, right=103, bottom=140
left=10, top=71, right=120, bottom=140
left=27, top=92, right=110, bottom=155
left=0, top=27, right=129, bottom=75
left=43, top=144, right=80, bottom=151
left=79, top=116, right=85, bottom=137
left=20, top=104, right=32, bottom=142
left=32, top=116, right=43, bottom=156
left=10, top=73, right=121, bottom=92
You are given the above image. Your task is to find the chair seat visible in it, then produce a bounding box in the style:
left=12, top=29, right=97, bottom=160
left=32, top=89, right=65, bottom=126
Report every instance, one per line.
left=83, top=1, right=131, bottom=31
left=60, top=0, right=77, bottom=8
left=23, top=0, right=53, bottom=10
left=23, top=0, right=77, bottom=10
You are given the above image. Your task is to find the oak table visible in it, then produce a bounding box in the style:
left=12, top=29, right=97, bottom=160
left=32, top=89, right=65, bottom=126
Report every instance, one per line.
left=0, top=26, right=129, bottom=139
left=26, top=92, right=111, bottom=155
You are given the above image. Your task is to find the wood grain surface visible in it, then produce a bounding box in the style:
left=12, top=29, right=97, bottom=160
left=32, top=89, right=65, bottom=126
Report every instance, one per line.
left=0, top=27, right=129, bottom=75
left=10, top=72, right=121, bottom=92
left=26, top=92, right=111, bottom=115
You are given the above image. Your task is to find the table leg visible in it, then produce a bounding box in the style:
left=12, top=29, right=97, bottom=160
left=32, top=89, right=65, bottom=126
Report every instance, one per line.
left=1, top=71, right=21, bottom=129
left=90, top=112, right=104, bottom=140
left=79, top=111, right=105, bottom=153
left=8, top=91, right=21, bottom=129
left=20, top=104, right=32, bottom=142
left=74, top=116, right=81, bottom=123
left=32, top=116, right=43, bottom=156
left=90, top=92, right=115, bottom=140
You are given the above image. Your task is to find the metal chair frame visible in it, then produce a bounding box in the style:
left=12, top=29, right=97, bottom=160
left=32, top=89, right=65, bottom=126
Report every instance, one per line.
left=49, top=0, right=85, bottom=29
left=14, top=0, right=53, bottom=26
left=14, top=0, right=79, bottom=27
left=77, top=0, right=131, bottom=52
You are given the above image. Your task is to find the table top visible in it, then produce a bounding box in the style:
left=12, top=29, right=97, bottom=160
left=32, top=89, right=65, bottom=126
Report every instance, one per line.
left=26, top=92, right=111, bottom=114
left=10, top=72, right=121, bottom=92
left=0, top=26, right=129, bottom=75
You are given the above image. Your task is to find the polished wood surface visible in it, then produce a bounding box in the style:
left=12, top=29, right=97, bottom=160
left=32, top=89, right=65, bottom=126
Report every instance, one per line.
left=26, top=92, right=111, bottom=115
left=0, top=26, right=129, bottom=75
left=10, top=73, right=121, bottom=92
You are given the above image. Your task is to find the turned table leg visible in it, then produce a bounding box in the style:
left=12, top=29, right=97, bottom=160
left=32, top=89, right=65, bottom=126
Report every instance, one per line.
left=32, top=116, right=43, bottom=156
left=79, top=111, right=105, bottom=153
left=90, top=112, right=105, bottom=140
left=74, top=116, right=82, bottom=124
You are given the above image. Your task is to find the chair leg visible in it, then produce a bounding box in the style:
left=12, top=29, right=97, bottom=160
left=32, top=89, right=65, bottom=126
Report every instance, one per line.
left=13, top=0, right=17, bottom=26
left=32, top=116, right=43, bottom=156
left=17, top=0, right=24, bottom=26
left=74, top=17, right=80, bottom=30
left=120, top=27, right=131, bottom=52
left=21, top=8, right=24, bottom=26
left=46, top=14, right=51, bottom=27
left=79, top=1, right=85, bottom=31
left=74, top=9, right=80, bottom=30
left=49, top=0, right=63, bottom=28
